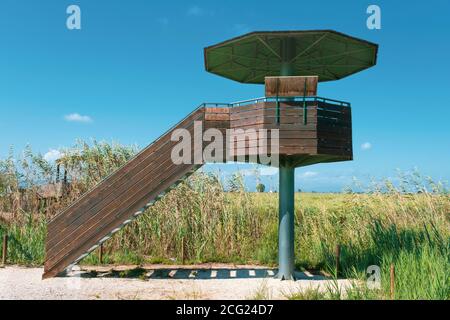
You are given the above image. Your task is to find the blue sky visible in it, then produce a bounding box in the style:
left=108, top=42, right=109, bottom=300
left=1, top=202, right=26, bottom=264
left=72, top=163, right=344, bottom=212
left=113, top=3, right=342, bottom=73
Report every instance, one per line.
left=0, top=0, right=449, bottom=192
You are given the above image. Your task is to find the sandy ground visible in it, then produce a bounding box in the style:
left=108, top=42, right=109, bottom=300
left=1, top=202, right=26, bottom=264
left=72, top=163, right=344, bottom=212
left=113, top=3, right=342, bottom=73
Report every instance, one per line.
left=0, top=264, right=353, bottom=300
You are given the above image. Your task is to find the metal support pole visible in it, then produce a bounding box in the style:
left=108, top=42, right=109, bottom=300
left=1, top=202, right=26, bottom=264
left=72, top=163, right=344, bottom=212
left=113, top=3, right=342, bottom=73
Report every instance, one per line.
left=275, top=38, right=297, bottom=281
left=276, top=165, right=295, bottom=280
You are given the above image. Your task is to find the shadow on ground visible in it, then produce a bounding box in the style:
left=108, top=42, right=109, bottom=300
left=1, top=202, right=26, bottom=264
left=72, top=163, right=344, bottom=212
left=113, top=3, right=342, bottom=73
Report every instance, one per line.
left=75, top=267, right=327, bottom=281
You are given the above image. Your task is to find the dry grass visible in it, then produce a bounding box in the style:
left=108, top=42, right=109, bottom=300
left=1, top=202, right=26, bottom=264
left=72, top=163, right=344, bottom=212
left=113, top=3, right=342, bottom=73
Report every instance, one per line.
left=0, top=141, right=448, bottom=299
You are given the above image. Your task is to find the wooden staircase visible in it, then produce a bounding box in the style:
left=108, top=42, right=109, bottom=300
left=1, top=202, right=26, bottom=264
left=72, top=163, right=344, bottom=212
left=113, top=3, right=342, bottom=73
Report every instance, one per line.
left=43, top=106, right=230, bottom=279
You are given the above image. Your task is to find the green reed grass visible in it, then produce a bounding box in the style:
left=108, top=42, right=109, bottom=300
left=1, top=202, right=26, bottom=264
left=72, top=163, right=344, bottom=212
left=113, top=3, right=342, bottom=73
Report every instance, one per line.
left=0, top=141, right=448, bottom=299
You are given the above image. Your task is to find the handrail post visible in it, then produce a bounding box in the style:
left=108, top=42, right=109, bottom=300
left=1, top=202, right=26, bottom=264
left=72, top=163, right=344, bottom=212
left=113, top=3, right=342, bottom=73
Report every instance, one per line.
left=276, top=96, right=280, bottom=124
left=303, top=80, right=307, bottom=125
left=275, top=78, right=280, bottom=124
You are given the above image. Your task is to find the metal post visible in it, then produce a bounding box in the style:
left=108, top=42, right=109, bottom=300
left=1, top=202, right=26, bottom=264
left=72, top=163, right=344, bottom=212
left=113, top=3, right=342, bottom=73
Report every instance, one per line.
left=390, top=264, right=395, bottom=300
left=98, top=244, right=103, bottom=264
left=303, top=80, right=308, bottom=125
left=277, top=165, right=295, bottom=280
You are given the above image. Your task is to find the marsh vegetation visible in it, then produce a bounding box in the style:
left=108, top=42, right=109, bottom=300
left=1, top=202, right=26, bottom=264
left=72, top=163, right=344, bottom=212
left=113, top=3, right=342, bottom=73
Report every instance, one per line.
left=0, top=141, right=448, bottom=299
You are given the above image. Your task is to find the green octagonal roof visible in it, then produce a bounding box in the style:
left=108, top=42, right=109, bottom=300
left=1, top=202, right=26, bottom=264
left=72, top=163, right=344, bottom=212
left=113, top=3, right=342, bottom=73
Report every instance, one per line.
left=204, top=30, right=378, bottom=84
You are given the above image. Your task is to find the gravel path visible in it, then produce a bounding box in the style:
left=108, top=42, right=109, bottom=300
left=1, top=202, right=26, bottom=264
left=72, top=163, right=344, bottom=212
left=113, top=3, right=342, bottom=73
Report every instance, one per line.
left=0, top=265, right=353, bottom=300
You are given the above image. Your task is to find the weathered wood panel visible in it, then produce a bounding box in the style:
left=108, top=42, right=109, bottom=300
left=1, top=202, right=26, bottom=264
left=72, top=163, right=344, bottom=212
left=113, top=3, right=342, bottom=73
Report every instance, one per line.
left=316, top=101, right=352, bottom=159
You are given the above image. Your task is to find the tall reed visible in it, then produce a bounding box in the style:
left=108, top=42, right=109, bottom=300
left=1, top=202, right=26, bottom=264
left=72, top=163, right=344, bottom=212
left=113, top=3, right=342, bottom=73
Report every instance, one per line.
left=0, top=141, right=448, bottom=299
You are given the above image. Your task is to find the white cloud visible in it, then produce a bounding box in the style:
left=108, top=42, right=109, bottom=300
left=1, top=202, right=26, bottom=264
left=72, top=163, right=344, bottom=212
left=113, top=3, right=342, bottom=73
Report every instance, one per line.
left=239, top=166, right=278, bottom=177
left=44, top=149, right=63, bottom=162
left=238, top=169, right=255, bottom=177
left=299, top=171, right=319, bottom=179
left=361, top=142, right=372, bottom=150
left=64, top=113, right=93, bottom=123
left=259, top=167, right=278, bottom=176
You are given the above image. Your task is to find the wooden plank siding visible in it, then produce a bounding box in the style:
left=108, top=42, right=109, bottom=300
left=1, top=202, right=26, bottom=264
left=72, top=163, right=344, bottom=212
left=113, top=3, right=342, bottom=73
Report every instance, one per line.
left=43, top=101, right=352, bottom=279
left=228, top=101, right=352, bottom=161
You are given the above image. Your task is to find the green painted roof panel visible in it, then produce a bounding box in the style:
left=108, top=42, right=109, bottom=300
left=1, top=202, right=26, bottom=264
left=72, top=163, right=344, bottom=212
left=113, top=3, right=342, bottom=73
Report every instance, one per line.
left=204, top=30, right=378, bottom=83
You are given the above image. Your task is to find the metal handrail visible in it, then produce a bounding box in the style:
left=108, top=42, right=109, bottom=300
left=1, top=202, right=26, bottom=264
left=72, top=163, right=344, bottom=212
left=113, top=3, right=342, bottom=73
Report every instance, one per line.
left=201, top=96, right=351, bottom=108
